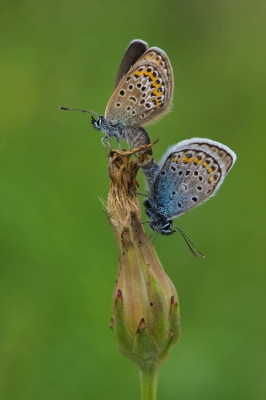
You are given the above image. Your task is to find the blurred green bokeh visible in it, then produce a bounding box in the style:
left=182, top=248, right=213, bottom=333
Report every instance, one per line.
left=0, top=1, right=265, bottom=399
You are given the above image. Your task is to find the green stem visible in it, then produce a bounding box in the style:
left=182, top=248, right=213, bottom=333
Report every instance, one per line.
left=138, top=363, right=161, bottom=400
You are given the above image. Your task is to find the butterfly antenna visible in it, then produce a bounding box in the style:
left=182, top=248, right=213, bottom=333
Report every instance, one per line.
left=173, top=225, right=205, bottom=259
left=59, top=107, right=99, bottom=118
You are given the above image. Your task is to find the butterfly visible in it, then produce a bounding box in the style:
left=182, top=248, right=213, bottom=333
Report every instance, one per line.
left=141, top=138, right=237, bottom=255
left=60, top=39, right=174, bottom=154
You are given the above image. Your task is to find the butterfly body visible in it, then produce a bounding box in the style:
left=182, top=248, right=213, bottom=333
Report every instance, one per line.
left=91, top=116, right=151, bottom=150
left=60, top=39, right=173, bottom=153
left=142, top=138, right=236, bottom=235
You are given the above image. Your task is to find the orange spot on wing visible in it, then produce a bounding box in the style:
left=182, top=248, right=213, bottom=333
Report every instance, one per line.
left=183, top=156, right=192, bottom=163
left=194, top=157, right=202, bottom=165
left=135, top=67, right=164, bottom=109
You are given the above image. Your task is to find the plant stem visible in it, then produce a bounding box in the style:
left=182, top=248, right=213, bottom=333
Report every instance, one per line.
left=138, top=363, right=161, bottom=400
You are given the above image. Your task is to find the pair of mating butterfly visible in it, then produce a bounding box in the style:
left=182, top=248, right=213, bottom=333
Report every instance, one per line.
left=60, top=39, right=236, bottom=256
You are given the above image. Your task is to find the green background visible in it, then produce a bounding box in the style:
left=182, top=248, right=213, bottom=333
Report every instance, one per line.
left=1, top=1, right=265, bottom=399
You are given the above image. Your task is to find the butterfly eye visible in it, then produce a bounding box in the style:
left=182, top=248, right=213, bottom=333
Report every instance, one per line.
left=92, top=117, right=102, bottom=129
left=162, top=222, right=172, bottom=231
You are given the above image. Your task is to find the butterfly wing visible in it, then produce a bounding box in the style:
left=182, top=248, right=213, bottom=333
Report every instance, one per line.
left=105, top=47, right=174, bottom=127
left=114, top=39, right=149, bottom=90
left=149, top=138, right=236, bottom=220
left=136, top=46, right=174, bottom=102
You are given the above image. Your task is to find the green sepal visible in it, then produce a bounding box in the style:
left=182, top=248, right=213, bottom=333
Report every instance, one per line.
left=158, top=298, right=181, bottom=361
left=132, top=318, right=160, bottom=364
left=169, top=299, right=181, bottom=346
left=148, top=273, right=170, bottom=347
left=113, top=290, right=134, bottom=356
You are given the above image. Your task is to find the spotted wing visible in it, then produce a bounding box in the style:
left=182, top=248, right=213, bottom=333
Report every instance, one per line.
left=105, top=47, right=174, bottom=127
left=114, top=39, right=149, bottom=90
left=149, top=138, right=236, bottom=220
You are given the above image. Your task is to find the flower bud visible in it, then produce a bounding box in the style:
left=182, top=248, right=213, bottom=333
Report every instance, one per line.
left=107, top=149, right=181, bottom=374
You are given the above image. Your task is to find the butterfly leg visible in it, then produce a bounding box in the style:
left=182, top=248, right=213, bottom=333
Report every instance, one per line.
left=125, top=135, right=132, bottom=151
left=100, top=137, right=108, bottom=151
left=136, top=191, right=148, bottom=197
left=139, top=231, right=157, bottom=246
left=101, top=136, right=113, bottom=151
